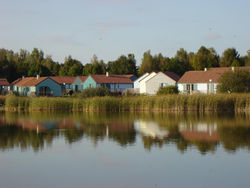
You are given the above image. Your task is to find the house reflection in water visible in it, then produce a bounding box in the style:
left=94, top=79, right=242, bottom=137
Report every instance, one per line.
left=134, top=120, right=169, bottom=139
left=178, top=122, right=219, bottom=142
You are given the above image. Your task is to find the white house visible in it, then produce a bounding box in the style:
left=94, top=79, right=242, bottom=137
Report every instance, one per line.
left=133, top=72, right=149, bottom=89
left=144, top=72, right=180, bottom=95
left=178, top=67, right=232, bottom=94
left=139, top=71, right=180, bottom=95
left=139, top=72, right=157, bottom=94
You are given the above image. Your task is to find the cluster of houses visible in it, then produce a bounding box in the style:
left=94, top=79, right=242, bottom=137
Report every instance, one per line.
left=0, top=66, right=248, bottom=97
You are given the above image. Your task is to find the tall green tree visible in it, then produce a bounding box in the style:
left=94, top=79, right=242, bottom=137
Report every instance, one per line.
left=138, top=50, right=154, bottom=75
left=246, top=50, right=250, bottom=66
left=59, top=56, right=83, bottom=76
left=108, top=54, right=137, bottom=75
left=191, top=46, right=219, bottom=70
left=175, top=48, right=190, bottom=71
left=220, top=48, right=240, bottom=67
left=83, top=55, right=106, bottom=75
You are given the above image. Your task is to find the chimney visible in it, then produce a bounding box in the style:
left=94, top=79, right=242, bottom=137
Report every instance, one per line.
left=204, top=68, right=207, bottom=71
left=36, top=75, right=40, bottom=80
left=106, top=72, right=109, bottom=77
left=232, top=66, right=235, bottom=72
left=22, top=75, right=25, bottom=79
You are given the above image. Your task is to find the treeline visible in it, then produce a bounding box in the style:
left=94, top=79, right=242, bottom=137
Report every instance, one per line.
left=0, top=47, right=250, bottom=82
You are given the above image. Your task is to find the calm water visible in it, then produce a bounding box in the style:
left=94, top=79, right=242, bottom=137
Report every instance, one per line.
left=0, top=112, right=250, bottom=188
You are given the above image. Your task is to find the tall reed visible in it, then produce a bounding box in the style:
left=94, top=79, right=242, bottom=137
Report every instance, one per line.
left=3, top=94, right=250, bottom=113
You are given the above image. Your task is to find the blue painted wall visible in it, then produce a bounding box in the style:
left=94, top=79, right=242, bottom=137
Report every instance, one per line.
left=83, top=76, right=97, bottom=89
left=36, top=78, right=62, bottom=96
left=72, top=77, right=83, bottom=92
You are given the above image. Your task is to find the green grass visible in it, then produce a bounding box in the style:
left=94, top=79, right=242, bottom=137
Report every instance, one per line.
left=3, top=94, right=250, bottom=113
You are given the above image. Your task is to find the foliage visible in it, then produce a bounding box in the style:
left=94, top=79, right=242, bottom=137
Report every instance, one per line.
left=220, top=48, right=241, bottom=67
left=1, top=47, right=250, bottom=84
left=59, top=56, right=83, bottom=76
left=191, top=46, right=219, bottom=70
left=83, top=55, right=106, bottom=75
left=3, top=94, right=250, bottom=113
left=107, top=54, right=137, bottom=75
left=217, top=69, right=250, bottom=93
left=157, top=86, right=179, bottom=95
left=75, top=87, right=110, bottom=98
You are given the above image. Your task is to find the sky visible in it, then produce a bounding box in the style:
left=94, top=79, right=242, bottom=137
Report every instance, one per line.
left=0, top=0, right=250, bottom=65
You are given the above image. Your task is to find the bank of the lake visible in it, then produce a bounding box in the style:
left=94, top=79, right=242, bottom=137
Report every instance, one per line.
left=2, top=94, right=250, bottom=113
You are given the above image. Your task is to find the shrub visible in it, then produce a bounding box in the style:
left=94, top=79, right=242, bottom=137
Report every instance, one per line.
left=217, top=69, right=250, bottom=93
left=76, top=87, right=110, bottom=98
left=157, top=86, right=179, bottom=95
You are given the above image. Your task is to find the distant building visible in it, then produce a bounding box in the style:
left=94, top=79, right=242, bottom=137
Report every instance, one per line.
left=0, top=78, right=9, bottom=94
left=72, top=76, right=88, bottom=92
left=50, top=76, right=76, bottom=95
left=177, top=67, right=250, bottom=94
left=138, top=72, right=180, bottom=95
left=13, top=76, right=62, bottom=97
left=83, top=73, right=134, bottom=93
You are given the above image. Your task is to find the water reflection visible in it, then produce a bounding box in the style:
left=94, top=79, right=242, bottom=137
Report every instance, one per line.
left=0, top=112, right=250, bottom=154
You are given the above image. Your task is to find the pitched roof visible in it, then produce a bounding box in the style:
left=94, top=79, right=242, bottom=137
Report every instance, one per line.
left=178, top=67, right=250, bottom=83
left=10, top=78, right=22, bottom=86
left=163, top=71, right=180, bottom=81
left=14, top=77, right=49, bottom=86
left=90, top=75, right=133, bottom=84
left=76, top=76, right=88, bottom=82
left=0, top=78, right=10, bottom=86
left=50, top=76, right=76, bottom=84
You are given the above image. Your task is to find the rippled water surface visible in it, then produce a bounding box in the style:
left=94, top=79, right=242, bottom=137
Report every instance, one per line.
left=0, top=112, right=250, bottom=188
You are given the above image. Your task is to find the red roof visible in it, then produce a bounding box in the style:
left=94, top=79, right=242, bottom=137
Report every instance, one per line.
left=14, top=77, right=49, bottom=86
left=178, top=67, right=250, bottom=83
left=0, top=78, right=9, bottom=86
left=90, top=75, right=133, bottom=84
left=11, top=78, right=22, bottom=86
left=50, top=76, right=76, bottom=84
left=76, top=76, right=88, bottom=82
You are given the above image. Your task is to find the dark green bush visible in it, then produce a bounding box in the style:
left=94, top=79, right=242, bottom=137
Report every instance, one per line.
left=217, top=69, right=250, bottom=93
left=76, top=87, right=110, bottom=98
left=157, top=86, right=179, bottom=95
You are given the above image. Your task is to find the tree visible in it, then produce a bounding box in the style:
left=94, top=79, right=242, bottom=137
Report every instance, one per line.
left=175, top=48, right=190, bottom=71
left=217, top=69, right=250, bottom=93
left=246, top=50, right=250, bottom=66
left=59, top=56, right=83, bottom=76
left=42, top=56, right=60, bottom=76
left=138, top=50, right=154, bottom=75
left=28, top=63, right=44, bottom=76
left=83, top=55, right=106, bottom=75
left=220, top=48, right=240, bottom=67
left=108, top=54, right=137, bottom=75
left=191, top=46, right=219, bottom=70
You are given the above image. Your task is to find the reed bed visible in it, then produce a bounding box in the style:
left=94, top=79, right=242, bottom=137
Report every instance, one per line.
left=4, top=94, right=250, bottom=113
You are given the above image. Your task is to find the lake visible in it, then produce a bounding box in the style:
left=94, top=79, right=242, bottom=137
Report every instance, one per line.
left=0, top=112, right=250, bottom=188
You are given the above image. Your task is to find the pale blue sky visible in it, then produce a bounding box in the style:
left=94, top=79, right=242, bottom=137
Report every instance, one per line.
left=1, top=0, right=249, bottom=64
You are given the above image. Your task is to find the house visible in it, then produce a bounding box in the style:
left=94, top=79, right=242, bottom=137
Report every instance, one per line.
left=0, top=78, right=10, bottom=94
left=83, top=73, right=134, bottom=93
left=134, top=72, right=149, bottom=89
left=139, top=72, right=157, bottom=94
left=72, top=76, right=88, bottom=92
left=178, top=67, right=233, bottom=94
left=50, top=76, right=76, bottom=95
left=139, top=71, right=180, bottom=95
left=13, top=75, right=62, bottom=97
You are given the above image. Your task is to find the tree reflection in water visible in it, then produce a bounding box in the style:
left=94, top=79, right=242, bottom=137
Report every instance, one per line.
left=0, top=112, right=249, bottom=154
